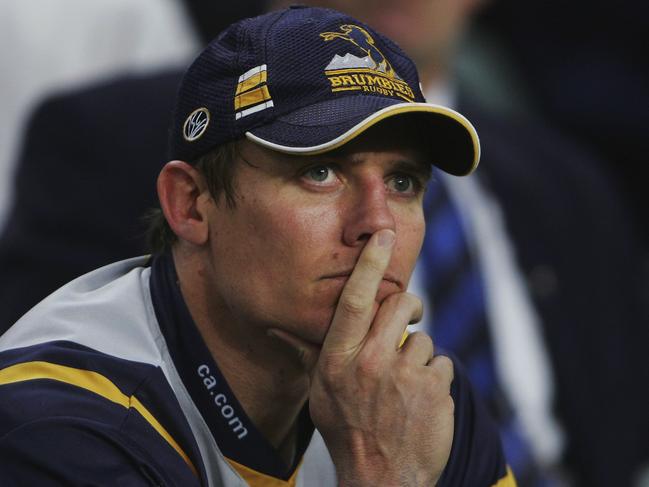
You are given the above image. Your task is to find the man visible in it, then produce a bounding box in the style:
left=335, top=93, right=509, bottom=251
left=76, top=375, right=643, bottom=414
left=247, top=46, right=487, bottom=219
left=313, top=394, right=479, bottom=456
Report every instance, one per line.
left=0, top=6, right=514, bottom=486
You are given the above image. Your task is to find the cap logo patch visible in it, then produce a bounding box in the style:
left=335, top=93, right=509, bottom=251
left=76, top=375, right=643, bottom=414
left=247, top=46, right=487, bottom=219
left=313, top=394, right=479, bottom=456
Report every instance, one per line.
left=320, top=25, right=415, bottom=102
left=183, top=107, right=210, bottom=141
left=234, top=64, right=274, bottom=120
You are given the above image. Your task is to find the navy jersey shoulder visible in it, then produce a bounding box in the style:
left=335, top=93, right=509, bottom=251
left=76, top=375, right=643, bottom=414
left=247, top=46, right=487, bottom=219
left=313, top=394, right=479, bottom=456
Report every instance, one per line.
left=0, top=341, right=205, bottom=486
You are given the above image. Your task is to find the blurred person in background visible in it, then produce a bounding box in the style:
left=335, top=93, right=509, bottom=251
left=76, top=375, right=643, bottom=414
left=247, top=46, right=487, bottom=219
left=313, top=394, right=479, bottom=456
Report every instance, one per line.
left=0, top=0, right=264, bottom=328
left=0, top=0, right=267, bottom=233
left=0, top=0, right=200, bottom=232
left=271, top=0, right=649, bottom=485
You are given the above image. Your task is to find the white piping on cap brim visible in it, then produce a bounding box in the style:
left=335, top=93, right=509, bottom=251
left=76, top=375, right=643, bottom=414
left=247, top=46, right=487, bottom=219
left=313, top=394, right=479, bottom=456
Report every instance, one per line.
left=245, top=102, right=481, bottom=175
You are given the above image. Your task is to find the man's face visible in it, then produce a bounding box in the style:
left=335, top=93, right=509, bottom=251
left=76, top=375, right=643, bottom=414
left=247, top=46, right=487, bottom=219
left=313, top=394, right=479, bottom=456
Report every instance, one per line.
left=203, top=121, right=431, bottom=345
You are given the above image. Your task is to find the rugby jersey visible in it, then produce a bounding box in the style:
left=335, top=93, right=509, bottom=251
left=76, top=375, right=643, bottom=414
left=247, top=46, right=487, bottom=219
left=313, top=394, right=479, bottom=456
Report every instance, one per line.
left=0, top=253, right=516, bottom=486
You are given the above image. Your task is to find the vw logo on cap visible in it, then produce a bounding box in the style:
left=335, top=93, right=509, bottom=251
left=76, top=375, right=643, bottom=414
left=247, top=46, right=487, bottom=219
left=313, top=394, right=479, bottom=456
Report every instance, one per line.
left=183, top=107, right=210, bottom=142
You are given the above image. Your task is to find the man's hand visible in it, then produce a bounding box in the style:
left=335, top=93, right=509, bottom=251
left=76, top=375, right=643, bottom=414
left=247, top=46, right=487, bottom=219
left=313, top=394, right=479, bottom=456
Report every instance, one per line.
left=270, top=229, right=454, bottom=486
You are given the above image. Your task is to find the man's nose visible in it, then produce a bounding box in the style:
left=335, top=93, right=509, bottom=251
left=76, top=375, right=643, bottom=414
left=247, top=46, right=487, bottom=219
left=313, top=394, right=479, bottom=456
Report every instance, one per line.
left=342, top=179, right=396, bottom=246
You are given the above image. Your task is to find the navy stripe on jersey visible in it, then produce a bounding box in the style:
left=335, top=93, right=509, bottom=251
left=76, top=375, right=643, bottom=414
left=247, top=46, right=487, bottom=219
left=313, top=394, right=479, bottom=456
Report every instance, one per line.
left=0, top=341, right=205, bottom=486
left=150, top=252, right=314, bottom=481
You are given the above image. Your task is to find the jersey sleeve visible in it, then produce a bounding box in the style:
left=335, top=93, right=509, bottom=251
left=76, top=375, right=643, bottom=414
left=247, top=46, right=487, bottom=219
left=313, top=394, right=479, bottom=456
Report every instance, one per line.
left=438, top=354, right=517, bottom=487
left=0, top=342, right=204, bottom=486
left=0, top=416, right=183, bottom=486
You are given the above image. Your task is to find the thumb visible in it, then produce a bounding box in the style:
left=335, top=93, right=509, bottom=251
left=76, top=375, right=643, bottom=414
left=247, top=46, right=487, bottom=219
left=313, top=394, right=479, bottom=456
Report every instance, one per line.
left=267, top=328, right=321, bottom=373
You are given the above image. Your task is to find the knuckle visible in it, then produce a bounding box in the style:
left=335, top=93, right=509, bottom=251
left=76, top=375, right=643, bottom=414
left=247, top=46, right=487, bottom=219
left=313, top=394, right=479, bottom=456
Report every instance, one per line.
left=362, top=255, right=387, bottom=275
left=393, top=293, right=423, bottom=323
left=402, top=292, right=422, bottom=309
left=395, top=361, right=415, bottom=384
left=424, top=371, right=454, bottom=407
left=383, top=292, right=402, bottom=307
left=401, top=332, right=433, bottom=359
left=407, top=331, right=433, bottom=348
left=384, top=292, right=419, bottom=310
left=316, top=357, right=347, bottom=390
left=356, top=348, right=383, bottom=378
left=391, top=292, right=413, bottom=307
left=432, top=355, right=454, bottom=379
left=338, top=293, right=367, bottom=319
left=404, top=293, right=424, bottom=323
left=316, top=358, right=338, bottom=380
left=424, top=356, right=454, bottom=392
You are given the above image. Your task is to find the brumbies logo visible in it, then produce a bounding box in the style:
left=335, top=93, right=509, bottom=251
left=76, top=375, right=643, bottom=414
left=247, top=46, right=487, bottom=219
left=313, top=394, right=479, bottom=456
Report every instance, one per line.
left=320, top=25, right=415, bottom=102
left=183, top=107, right=210, bottom=142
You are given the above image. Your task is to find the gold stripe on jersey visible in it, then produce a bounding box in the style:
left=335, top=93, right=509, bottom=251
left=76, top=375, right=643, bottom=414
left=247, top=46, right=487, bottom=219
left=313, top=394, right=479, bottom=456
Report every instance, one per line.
left=225, top=456, right=301, bottom=487
left=0, top=361, right=198, bottom=477
left=492, top=466, right=518, bottom=487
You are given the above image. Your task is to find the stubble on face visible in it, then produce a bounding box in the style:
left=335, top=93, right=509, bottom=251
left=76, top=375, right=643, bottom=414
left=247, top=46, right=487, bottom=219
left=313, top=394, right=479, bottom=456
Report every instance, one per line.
left=201, top=125, right=430, bottom=347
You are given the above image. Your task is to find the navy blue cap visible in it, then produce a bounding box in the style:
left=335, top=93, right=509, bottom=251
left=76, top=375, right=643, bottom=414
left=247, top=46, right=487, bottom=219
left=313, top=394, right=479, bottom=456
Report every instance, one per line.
left=169, top=5, right=480, bottom=176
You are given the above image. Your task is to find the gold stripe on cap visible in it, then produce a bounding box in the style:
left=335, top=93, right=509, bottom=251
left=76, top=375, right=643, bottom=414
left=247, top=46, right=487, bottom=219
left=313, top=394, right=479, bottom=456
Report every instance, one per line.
left=235, top=85, right=272, bottom=111
left=236, top=70, right=268, bottom=95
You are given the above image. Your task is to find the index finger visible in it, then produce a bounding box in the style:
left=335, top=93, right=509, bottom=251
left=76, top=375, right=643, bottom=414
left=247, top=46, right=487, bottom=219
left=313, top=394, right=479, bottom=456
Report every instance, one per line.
left=323, top=229, right=396, bottom=353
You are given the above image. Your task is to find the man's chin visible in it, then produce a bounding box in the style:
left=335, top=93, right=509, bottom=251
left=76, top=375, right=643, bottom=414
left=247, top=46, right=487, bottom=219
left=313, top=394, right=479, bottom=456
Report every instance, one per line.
left=298, top=320, right=332, bottom=347
left=274, top=312, right=334, bottom=348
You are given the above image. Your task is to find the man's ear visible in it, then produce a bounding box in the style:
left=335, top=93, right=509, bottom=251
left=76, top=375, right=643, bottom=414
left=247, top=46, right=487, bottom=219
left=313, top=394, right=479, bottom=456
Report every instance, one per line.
left=157, top=161, right=210, bottom=246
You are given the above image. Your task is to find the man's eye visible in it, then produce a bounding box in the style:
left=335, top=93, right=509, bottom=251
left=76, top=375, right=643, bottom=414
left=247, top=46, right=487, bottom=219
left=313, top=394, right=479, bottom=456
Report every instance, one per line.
left=303, top=165, right=336, bottom=184
left=387, top=174, right=416, bottom=194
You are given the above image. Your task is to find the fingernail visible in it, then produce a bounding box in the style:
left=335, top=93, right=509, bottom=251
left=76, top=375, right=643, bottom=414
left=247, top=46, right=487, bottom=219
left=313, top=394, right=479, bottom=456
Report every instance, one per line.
left=377, top=229, right=396, bottom=248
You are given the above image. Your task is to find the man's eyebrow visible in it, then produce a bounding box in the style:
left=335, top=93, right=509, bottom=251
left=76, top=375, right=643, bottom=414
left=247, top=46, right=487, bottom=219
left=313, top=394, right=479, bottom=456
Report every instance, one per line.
left=328, top=152, right=434, bottom=181
left=390, top=158, right=433, bottom=181
left=257, top=147, right=323, bottom=168
left=255, top=146, right=434, bottom=180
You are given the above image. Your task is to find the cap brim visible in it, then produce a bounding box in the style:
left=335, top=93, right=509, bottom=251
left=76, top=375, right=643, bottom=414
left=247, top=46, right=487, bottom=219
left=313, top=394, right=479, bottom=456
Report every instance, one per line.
left=245, top=96, right=480, bottom=176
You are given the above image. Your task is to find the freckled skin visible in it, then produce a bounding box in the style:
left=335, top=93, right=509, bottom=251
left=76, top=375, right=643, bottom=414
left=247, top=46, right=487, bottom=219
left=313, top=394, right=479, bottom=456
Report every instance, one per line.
left=201, top=122, right=431, bottom=346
